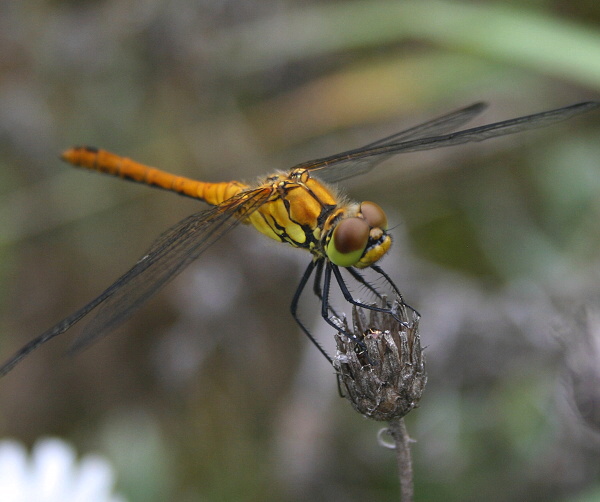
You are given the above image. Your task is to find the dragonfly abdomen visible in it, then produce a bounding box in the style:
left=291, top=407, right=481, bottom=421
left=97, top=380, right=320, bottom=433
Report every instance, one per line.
left=61, top=147, right=248, bottom=204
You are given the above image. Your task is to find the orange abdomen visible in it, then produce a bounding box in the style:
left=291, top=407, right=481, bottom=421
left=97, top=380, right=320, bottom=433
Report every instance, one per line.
left=61, top=146, right=248, bottom=205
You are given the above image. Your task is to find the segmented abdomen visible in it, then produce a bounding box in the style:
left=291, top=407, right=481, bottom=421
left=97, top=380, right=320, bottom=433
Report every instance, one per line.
left=61, top=146, right=248, bottom=205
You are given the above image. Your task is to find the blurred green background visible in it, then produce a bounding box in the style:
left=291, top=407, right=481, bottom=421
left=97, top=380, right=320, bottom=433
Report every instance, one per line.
left=1, top=0, right=600, bottom=501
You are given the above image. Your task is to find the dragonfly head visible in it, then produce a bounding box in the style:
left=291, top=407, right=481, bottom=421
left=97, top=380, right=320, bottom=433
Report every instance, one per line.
left=325, top=201, right=391, bottom=269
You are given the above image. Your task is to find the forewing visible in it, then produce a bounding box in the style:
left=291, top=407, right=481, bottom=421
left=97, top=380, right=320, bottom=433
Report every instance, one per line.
left=360, top=102, right=487, bottom=149
left=293, top=102, right=486, bottom=183
left=0, top=187, right=272, bottom=376
left=299, top=101, right=599, bottom=183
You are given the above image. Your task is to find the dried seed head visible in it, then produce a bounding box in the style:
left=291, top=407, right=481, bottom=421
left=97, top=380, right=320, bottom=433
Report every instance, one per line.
left=333, top=298, right=426, bottom=421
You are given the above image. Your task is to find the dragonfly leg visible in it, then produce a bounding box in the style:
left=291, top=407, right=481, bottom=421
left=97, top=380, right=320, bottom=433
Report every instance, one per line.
left=346, top=267, right=389, bottom=303
left=313, top=259, right=346, bottom=321
left=370, top=264, right=420, bottom=317
left=331, top=265, right=412, bottom=327
left=312, top=259, right=324, bottom=300
left=322, top=263, right=368, bottom=351
left=290, top=260, right=332, bottom=363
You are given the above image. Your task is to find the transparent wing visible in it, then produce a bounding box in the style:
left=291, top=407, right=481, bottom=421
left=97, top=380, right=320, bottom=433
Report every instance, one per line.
left=297, top=101, right=599, bottom=183
left=292, top=102, right=487, bottom=183
left=0, top=187, right=272, bottom=376
left=359, top=101, right=487, bottom=149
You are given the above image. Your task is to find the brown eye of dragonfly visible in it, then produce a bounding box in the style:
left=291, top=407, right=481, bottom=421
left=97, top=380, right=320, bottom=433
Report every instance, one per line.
left=360, top=201, right=387, bottom=230
left=326, top=217, right=370, bottom=267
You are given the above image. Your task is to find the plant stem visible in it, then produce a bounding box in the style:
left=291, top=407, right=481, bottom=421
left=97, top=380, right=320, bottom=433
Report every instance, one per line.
left=388, top=417, right=414, bottom=502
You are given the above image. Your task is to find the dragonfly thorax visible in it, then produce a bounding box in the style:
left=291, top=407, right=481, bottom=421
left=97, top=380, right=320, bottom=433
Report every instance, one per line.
left=247, top=168, right=339, bottom=251
left=246, top=169, right=391, bottom=268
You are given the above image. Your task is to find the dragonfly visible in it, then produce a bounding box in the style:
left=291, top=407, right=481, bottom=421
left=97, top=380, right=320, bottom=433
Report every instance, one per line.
left=0, top=100, right=598, bottom=376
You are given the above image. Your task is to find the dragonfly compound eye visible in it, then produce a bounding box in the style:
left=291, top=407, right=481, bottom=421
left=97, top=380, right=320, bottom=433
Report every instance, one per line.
left=326, top=217, right=370, bottom=267
left=360, top=201, right=387, bottom=230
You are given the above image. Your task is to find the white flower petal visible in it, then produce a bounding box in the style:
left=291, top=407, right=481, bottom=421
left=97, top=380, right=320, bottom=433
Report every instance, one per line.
left=30, top=438, right=77, bottom=501
left=70, top=456, right=117, bottom=502
left=0, top=440, right=29, bottom=502
left=0, top=438, right=127, bottom=502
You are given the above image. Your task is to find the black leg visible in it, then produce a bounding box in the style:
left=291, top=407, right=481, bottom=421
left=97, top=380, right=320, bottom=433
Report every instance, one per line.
left=290, top=259, right=332, bottom=363
left=312, top=259, right=324, bottom=300
left=369, top=264, right=402, bottom=299
left=321, top=263, right=368, bottom=350
left=370, top=264, right=420, bottom=317
left=314, top=259, right=345, bottom=320
left=332, top=266, right=392, bottom=314
left=347, top=267, right=388, bottom=303
left=331, top=265, right=411, bottom=326
left=290, top=260, right=414, bottom=364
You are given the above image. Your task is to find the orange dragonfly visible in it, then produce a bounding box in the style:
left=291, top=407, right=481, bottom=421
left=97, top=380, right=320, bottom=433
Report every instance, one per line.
left=1, top=101, right=598, bottom=375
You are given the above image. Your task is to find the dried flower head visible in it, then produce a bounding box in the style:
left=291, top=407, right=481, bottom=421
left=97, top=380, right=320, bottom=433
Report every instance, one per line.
left=333, top=298, right=426, bottom=421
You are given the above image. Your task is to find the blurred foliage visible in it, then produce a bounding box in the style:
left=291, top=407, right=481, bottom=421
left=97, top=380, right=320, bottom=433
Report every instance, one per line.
left=0, top=0, right=600, bottom=501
